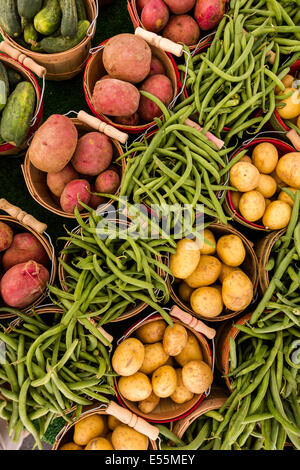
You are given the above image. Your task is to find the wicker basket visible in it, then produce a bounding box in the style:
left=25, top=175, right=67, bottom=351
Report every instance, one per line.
left=0, top=0, right=97, bottom=81
left=114, top=308, right=214, bottom=423
left=224, top=138, right=296, bottom=231
left=167, top=222, right=259, bottom=322
left=0, top=200, right=57, bottom=318
left=22, top=116, right=126, bottom=220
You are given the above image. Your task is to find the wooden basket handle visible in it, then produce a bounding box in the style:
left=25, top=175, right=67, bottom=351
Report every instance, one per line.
left=286, top=129, right=300, bottom=151
left=87, top=318, right=114, bottom=344
left=77, top=110, right=128, bottom=144
left=106, top=401, right=159, bottom=441
left=0, top=199, right=47, bottom=233
left=184, top=118, right=224, bottom=150
left=170, top=305, right=216, bottom=339
left=135, top=27, right=184, bottom=57
left=0, top=41, right=47, bottom=78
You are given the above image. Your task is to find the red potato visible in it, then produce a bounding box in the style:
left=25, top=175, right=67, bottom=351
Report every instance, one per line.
left=2, top=233, right=48, bottom=271
left=103, top=34, right=152, bottom=84
left=89, top=188, right=106, bottom=210
left=137, top=0, right=150, bottom=11
left=47, top=164, right=79, bottom=197
left=60, top=179, right=91, bottom=214
left=115, top=113, right=140, bottom=126
left=139, top=74, right=173, bottom=122
left=141, top=0, right=170, bottom=33
left=92, top=79, right=140, bottom=117
left=0, top=261, right=50, bottom=309
left=149, top=56, right=165, bottom=76
left=194, top=0, right=225, bottom=30
left=28, top=115, right=78, bottom=173
left=95, top=170, right=120, bottom=194
left=71, top=132, right=113, bottom=176
left=0, top=222, right=13, bottom=252
left=164, top=0, right=196, bottom=14
left=163, top=15, right=200, bottom=46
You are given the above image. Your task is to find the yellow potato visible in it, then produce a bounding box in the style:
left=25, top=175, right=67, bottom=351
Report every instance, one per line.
left=275, top=74, right=295, bottom=94
left=171, top=369, right=194, bottom=404
left=230, top=191, right=242, bottom=211
left=239, top=190, right=266, bottom=222
left=108, top=415, right=121, bottom=431
left=136, top=320, right=167, bottom=344
left=198, top=229, right=216, bottom=255
left=169, top=238, right=201, bottom=279
left=277, top=88, right=300, bottom=119
left=139, top=342, right=169, bottom=375
left=178, top=281, right=194, bottom=303
left=112, top=338, right=145, bottom=376
left=138, top=392, right=160, bottom=414
left=182, top=360, right=213, bottom=395
left=106, top=433, right=113, bottom=445
left=190, top=286, right=223, bottom=318
left=85, top=437, right=114, bottom=450
left=222, top=270, right=253, bottom=312
left=216, top=234, right=246, bottom=267
left=163, top=324, right=188, bottom=356
left=262, top=200, right=292, bottom=230
left=118, top=372, right=152, bottom=402
left=174, top=331, right=203, bottom=366
left=278, top=188, right=297, bottom=207
left=276, top=152, right=300, bottom=189
left=229, top=162, right=260, bottom=192
left=185, top=255, right=222, bottom=288
left=239, top=155, right=252, bottom=164
left=219, top=264, right=242, bottom=283
left=265, top=198, right=271, bottom=208
left=298, top=115, right=300, bottom=129
left=152, top=365, right=177, bottom=398
left=252, top=143, right=279, bottom=174
left=73, top=415, right=107, bottom=446
left=60, top=442, right=83, bottom=450
left=112, top=425, right=148, bottom=450
left=256, top=174, right=277, bottom=198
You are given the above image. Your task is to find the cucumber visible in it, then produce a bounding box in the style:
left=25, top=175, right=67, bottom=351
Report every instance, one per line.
left=24, top=23, right=39, bottom=46
left=0, top=0, right=22, bottom=37
left=17, top=0, right=43, bottom=20
left=60, top=0, right=78, bottom=39
left=40, top=20, right=90, bottom=53
left=0, top=62, right=9, bottom=112
left=0, top=63, right=10, bottom=98
left=75, top=0, right=87, bottom=21
left=34, top=0, right=62, bottom=36
left=7, top=69, right=22, bottom=89
left=0, top=81, right=36, bottom=146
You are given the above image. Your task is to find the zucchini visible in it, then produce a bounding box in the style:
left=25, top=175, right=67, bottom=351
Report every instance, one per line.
left=34, top=0, right=62, bottom=36
left=75, top=0, right=87, bottom=21
left=40, top=20, right=90, bottom=53
left=60, top=0, right=78, bottom=39
left=0, top=0, right=22, bottom=37
left=17, top=0, right=43, bottom=20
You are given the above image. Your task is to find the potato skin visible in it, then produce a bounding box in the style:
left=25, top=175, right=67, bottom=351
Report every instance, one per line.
left=178, top=281, right=194, bottom=303
left=2, top=232, right=48, bottom=271
left=190, top=286, right=223, bottom=318
left=222, top=270, right=253, bottom=312
left=149, top=56, right=165, bottom=76
left=252, top=142, right=278, bottom=174
left=163, top=324, right=188, bottom=356
left=185, top=255, right=222, bottom=288
left=108, top=415, right=121, bottom=431
left=162, top=15, right=200, bottom=46
left=164, top=0, right=196, bottom=14
left=112, top=425, right=148, bottom=450
left=140, top=342, right=169, bottom=374
left=118, top=372, right=152, bottom=402
left=229, top=162, right=260, bottom=192
left=175, top=332, right=203, bottom=366
left=85, top=437, right=114, bottom=450
left=171, top=369, right=194, bottom=404
left=216, top=235, right=246, bottom=267
left=256, top=174, right=277, bottom=198
left=60, top=179, right=91, bottom=214
left=139, top=74, right=173, bottom=122
left=141, top=0, right=169, bottom=33
left=277, top=88, right=300, bottom=119
left=276, top=152, right=300, bottom=189
left=239, top=190, right=266, bottom=222
left=112, top=338, right=145, bottom=376
left=136, top=320, right=167, bottom=344
left=73, top=415, right=106, bottom=446
left=103, top=34, right=152, bottom=84
left=92, top=79, right=140, bottom=117
left=114, top=113, right=140, bottom=126
left=169, top=238, right=201, bottom=279
left=182, top=360, right=213, bottom=394
left=152, top=365, right=177, bottom=398
left=278, top=188, right=297, bottom=207
left=262, top=200, right=292, bottom=230
left=47, top=164, right=79, bottom=197
left=219, top=264, right=241, bottom=284
left=60, top=442, right=83, bottom=450
left=0, top=222, right=13, bottom=252
left=71, top=132, right=113, bottom=176
left=199, top=229, right=216, bottom=255
left=94, top=170, right=120, bottom=195
left=138, top=392, right=160, bottom=414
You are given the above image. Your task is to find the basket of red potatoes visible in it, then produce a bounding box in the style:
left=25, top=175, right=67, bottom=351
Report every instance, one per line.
left=22, top=114, right=125, bottom=218
left=225, top=138, right=300, bottom=231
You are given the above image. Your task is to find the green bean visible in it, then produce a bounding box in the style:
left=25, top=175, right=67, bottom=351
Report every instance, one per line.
left=18, top=378, right=42, bottom=450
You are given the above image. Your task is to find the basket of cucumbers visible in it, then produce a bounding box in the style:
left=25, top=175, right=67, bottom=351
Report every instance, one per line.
left=0, top=0, right=98, bottom=81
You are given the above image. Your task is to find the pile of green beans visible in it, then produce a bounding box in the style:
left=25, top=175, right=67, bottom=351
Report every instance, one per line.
left=50, top=204, right=173, bottom=326
left=0, top=307, right=115, bottom=450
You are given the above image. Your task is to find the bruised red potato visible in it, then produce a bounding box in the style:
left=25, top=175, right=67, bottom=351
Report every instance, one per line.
left=163, top=15, right=200, bottom=46
left=71, top=132, right=113, bottom=176
left=194, top=0, right=225, bottom=31
left=141, top=0, right=170, bottom=33
left=2, top=233, right=48, bottom=271
left=149, top=57, right=165, bottom=76
left=0, top=261, right=50, bottom=309
left=95, top=170, right=120, bottom=194
left=0, top=222, right=13, bottom=252
left=47, top=164, right=79, bottom=197
left=60, top=179, right=91, bottom=213
left=164, top=0, right=196, bottom=14
left=92, top=79, right=140, bottom=117
left=115, top=113, right=140, bottom=126
left=139, top=74, right=173, bottom=122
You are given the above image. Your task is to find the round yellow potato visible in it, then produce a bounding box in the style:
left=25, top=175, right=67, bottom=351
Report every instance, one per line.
left=106, top=433, right=113, bottom=445
left=276, top=152, right=300, bottom=189
left=216, top=234, right=246, bottom=267
left=171, top=369, right=194, bottom=404
left=152, top=365, right=177, bottom=398
left=169, top=238, right=201, bottom=279
left=277, top=88, right=300, bottom=119
left=182, top=360, right=213, bottom=395
left=139, top=342, right=169, bottom=375
left=198, top=229, right=216, bottom=255
left=252, top=142, right=279, bottom=174
left=222, top=270, right=253, bottom=312
left=60, top=442, right=83, bottom=450
left=85, top=437, right=114, bottom=450
left=112, top=425, right=148, bottom=451
left=239, top=190, right=266, bottom=222
left=275, top=74, right=295, bottom=94
left=262, top=200, right=292, bottom=230
left=138, top=392, right=160, bottom=414
left=118, top=372, right=152, bottom=402
left=185, top=255, right=222, bottom=288
left=219, top=264, right=241, bottom=283
left=108, top=415, right=121, bottom=431
left=239, top=155, right=252, bottom=164
left=297, top=115, right=300, bottom=129
left=163, top=324, right=188, bottom=356
left=231, top=191, right=242, bottom=210
left=256, top=174, right=277, bottom=198
left=73, top=415, right=106, bottom=446
left=178, top=281, right=194, bottom=303
left=174, top=331, right=203, bottom=366
left=265, top=198, right=271, bottom=208
left=136, top=320, right=167, bottom=344
left=229, top=162, right=260, bottom=192
left=112, top=338, right=145, bottom=377
left=190, top=286, right=223, bottom=318
left=278, top=188, right=297, bottom=207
